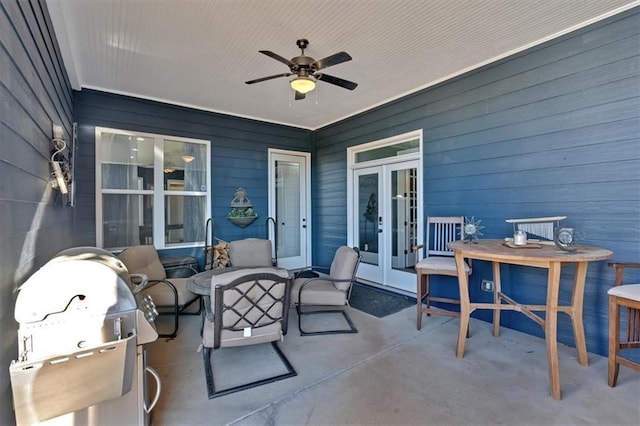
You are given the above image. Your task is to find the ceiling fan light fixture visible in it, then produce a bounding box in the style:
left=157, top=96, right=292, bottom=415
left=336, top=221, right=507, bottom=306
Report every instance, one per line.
left=290, top=76, right=315, bottom=94
left=182, top=155, right=195, bottom=163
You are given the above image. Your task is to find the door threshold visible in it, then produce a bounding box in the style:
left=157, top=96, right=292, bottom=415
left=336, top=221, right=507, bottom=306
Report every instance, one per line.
left=355, top=279, right=415, bottom=298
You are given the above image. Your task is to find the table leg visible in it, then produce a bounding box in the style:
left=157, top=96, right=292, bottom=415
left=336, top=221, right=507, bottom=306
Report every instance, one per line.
left=545, top=261, right=562, bottom=400
left=456, top=251, right=471, bottom=358
left=492, top=261, right=501, bottom=337
left=416, top=271, right=424, bottom=330
left=570, top=261, right=589, bottom=366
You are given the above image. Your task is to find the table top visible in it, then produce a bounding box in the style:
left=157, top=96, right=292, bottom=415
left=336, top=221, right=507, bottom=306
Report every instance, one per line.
left=186, top=267, right=244, bottom=296
left=448, top=239, right=613, bottom=264
left=186, top=266, right=292, bottom=296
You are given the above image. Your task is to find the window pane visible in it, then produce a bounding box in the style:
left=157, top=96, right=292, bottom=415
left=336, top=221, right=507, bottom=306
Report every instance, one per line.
left=165, top=195, right=205, bottom=245
left=355, top=139, right=419, bottom=163
left=102, top=193, right=153, bottom=248
left=100, top=132, right=154, bottom=190
left=164, top=139, right=207, bottom=191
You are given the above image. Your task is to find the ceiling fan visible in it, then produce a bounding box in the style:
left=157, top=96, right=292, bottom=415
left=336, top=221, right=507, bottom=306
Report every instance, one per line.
left=245, top=39, right=357, bottom=100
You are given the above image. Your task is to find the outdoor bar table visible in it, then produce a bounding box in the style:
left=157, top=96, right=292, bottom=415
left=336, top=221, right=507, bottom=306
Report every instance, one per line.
left=448, top=239, right=612, bottom=400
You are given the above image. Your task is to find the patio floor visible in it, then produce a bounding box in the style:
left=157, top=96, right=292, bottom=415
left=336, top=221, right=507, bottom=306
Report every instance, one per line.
left=147, top=305, right=639, bottom=425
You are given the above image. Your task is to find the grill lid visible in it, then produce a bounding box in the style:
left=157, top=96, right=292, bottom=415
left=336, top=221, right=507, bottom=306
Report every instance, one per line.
left=15, top=247, right=136, bottom=324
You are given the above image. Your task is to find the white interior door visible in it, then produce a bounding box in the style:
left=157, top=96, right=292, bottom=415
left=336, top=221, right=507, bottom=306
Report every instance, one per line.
left=353, top=160, right=419, bottom=292
left=268, top=150, right=310, bottom=269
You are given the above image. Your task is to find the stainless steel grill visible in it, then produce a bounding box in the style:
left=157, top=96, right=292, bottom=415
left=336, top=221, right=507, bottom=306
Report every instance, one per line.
left=10, top=247, right=160, bottom=425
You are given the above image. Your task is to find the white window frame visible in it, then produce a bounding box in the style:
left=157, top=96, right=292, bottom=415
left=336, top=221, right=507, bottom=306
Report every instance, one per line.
left=95, top=127, right=211, bottom=250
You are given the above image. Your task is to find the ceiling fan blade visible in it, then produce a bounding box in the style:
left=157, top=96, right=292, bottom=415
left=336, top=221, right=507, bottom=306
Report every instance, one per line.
left=312, top=52, right=352, bottom=70
left=245, top=73, right=291, bottom=84
left=295, top=91, right=306, bottom=100
left=316, top=73, right=358, bottom=90
left=259, top=50, right=294, bottom=67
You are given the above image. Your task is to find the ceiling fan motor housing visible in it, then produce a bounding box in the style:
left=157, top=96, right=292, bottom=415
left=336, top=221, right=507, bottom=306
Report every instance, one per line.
left=245, top=38, right=357, bottom=96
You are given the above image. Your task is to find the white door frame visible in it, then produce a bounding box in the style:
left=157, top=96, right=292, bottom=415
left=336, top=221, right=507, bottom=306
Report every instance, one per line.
left=347, top=130, right=423, bottom=293
left=268, top=149, right=311, bottom=269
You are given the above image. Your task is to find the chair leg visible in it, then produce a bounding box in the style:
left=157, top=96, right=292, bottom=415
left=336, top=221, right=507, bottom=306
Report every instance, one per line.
left=297, top=304, right=358, bottom=336
left=424, top=274, right=431, bottom=316
left=179, top=295, right=203, bottom=316
left=203, top=342, right=297, bottom=399
left=608, top=295, right=620, bottom=387
left=157, top=304, right=179, bottom=339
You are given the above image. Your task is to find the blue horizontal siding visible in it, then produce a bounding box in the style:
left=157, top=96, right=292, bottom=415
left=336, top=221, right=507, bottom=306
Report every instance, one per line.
left=313, top=7, right=640, bottom=356
left=74, top=90, right=312, bottom=251
left=0, top=1, right=74, bottom=423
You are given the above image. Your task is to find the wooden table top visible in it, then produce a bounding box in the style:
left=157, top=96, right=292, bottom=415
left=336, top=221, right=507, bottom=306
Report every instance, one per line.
left=448, top=239, right=613, bottom=263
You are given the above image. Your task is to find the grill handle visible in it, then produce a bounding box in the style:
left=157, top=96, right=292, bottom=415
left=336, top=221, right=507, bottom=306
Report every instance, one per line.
left=145, top=366, right=161, bottom=413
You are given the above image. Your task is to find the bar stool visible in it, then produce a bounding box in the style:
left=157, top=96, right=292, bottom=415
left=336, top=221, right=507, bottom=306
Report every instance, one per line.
left=607, top=262, right=640, bottom=387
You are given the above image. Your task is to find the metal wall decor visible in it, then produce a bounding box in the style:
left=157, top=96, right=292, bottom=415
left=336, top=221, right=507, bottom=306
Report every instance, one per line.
left=505, top=216, right=577, bottom=251
left=462, top=216, right=484, bottom=243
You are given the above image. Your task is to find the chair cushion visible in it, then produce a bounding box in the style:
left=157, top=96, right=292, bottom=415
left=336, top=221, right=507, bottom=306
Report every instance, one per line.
left=203, top=267, right=290, bottom=348
left=228, top=239, right=273, bottom=267
left=608, top=284, right=640, bottom=301
left=415, top=256, right=471, bottom=274
left=329, top=246, right=359, bottom=291
left=202, top=319, right=282, bottom=348
left=118, top=246, right=198, bottom=306
left=291, top=274, right=348, bottom=306
left=118, top=245, right=167, bottom=280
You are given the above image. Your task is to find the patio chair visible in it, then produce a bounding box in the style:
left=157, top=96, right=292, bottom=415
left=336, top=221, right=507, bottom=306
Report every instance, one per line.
left=202, top=267, right=296, bottom=398
left=118, top=245, right=201, bottom=338
left=228, top=238, right=275, bottom=267
left=413, top=216, right=472, bottom=330
left=607, top=262, right=640, bottom=387
left=291, top=246, right=361, bottom=336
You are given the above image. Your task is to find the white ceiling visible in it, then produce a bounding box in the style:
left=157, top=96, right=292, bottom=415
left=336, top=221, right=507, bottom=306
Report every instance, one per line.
left=47, top=0, right=638, bottom=130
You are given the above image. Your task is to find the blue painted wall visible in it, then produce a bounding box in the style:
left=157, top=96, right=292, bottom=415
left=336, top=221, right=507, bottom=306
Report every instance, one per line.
left=3, top=11, right=638, bottom=424
left=0, top=1, right=74, bottom=423
left=313, top=8, right=640, bottom=356
left=73, top=90, right=312, bottom=266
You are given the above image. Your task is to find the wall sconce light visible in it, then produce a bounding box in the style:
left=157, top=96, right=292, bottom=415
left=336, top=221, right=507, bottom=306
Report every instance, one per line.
left=50, top=124, right=70, bottom=195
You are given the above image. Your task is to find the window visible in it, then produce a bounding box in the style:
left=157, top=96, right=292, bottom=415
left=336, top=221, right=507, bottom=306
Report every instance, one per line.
left=96, top=127, right=210, bottom=250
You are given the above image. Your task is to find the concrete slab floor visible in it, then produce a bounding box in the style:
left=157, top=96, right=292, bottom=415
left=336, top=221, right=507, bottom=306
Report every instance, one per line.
left=147, top=306, right=639, bottom=426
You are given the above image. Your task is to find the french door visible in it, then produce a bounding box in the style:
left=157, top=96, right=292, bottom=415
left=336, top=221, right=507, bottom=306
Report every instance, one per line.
left=353, top=160, right=419, bottom=292
left=268, top=149, right=311, bottom=269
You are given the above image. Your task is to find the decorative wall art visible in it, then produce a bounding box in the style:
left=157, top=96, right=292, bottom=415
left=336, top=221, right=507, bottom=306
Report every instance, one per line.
left=227, top=187, right=258, bottom=228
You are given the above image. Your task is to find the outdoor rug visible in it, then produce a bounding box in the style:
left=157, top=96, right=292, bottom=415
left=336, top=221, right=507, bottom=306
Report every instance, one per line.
left=349, top=282, right=416, bottom=318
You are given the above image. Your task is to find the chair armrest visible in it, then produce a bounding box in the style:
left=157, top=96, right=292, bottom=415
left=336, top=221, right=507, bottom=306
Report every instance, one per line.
left=608, top=262, right=640, bottom=286
left=128, top=273, right=149, bottom=294
left=411, top=244, right=425, bottom=253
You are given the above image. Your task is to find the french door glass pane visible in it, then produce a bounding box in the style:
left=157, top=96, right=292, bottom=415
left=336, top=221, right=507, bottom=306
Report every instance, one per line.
left=391, top=168, right=417, bottom=271
left=276, top=161, right=300, bottom=258
left=358, top=173, right=379, bottom=266
left=102, top=193, right=153, bottom=248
